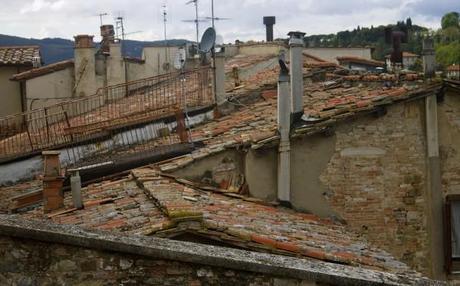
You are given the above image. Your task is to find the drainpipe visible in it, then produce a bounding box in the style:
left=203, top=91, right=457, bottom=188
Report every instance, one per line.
left=288, top=31, right=306, bottom=122
left=423, top=37, right=444, bottom=280
left=277, top=58, right=291, bottom=205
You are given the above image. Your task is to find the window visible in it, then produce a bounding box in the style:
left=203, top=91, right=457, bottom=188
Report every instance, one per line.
left=445, top=195, right=460, bottom=273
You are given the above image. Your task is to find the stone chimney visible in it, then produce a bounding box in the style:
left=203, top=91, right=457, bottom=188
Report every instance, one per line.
left=288, top=31, right=306, bottom=122
left=422, top=38, right=436, bottom=78
left=74, top=35, right=97, bottom=97
left=42, top=151, right=64, bottom=213
left=263, top=17, right=276, bottom=42
left=215, top=48, right=226, bottom=105
left=277, top=57, right=291, bottom=205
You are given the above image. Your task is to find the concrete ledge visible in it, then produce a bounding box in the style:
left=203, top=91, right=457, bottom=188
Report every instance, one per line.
left=0, top=215, right=443, bottom=286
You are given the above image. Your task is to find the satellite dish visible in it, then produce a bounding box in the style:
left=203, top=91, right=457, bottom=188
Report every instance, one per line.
left=199, top=27, right=216, bottom=53
left=174, top=48, right=187, bottom=70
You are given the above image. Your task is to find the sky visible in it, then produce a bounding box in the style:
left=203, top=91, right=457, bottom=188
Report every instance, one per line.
left=0, top=0, right=458, bottom=43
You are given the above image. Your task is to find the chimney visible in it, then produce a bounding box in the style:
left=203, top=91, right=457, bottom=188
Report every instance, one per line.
left=288, top=31, right=306, bottom=122
left=215, top=48, right=226, bottom=105
left=263, top=16, right=276, bottom=42
left=100, top=25, right=116, bottom=54
left=422, top=38, right=436, bottom=78
left=69, top=169, right=83, bottom=209
left=277, top=57, right=291, bottom=205
left=74, top=35, right=96, bottom=97
left=42, top=151, right=64, bottom=213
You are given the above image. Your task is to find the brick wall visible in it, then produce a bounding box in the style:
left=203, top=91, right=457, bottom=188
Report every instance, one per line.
left=0, top=236, right=317, bottom=286
left=320, top=100, right=430, bottom=274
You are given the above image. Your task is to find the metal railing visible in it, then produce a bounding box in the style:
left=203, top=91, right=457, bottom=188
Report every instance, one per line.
left=0, top=67, right=213, bottom=162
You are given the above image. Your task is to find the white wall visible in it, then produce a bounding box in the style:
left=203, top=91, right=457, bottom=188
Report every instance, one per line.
left=0, top=67, right=23, bottom=117
left=26, top=67, right=74, bottom=111
left=304, top=48, right=372, bottom=63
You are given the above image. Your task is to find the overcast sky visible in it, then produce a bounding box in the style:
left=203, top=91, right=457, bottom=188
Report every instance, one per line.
left=0, top=0, right=458, bottom=43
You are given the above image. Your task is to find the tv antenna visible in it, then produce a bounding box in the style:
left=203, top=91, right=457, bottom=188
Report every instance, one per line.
left=184, top=0, right=201, bottom=44
left=115, top=16, right=126, bottom=40
left=163, top=3, right=169, bottom=68
left=207, top=0, right=230, bottom=29
left=96, top=13, right=108, bottom=26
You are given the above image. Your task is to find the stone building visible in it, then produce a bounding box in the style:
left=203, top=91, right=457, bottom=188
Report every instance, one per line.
left=0, top=46, right=41, bottom=116
left=0, top=37, right=457, bottom=285
left=447, top=64, right=460, bottom=80
left=385, top=52, right=420, bottom=71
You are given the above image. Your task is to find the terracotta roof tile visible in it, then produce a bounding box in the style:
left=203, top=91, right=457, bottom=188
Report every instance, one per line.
left=11, top=60, right=74, bottom=81
left=11, top=168, right=419, bottom=275
left=0, top=46, right=41, bottom=66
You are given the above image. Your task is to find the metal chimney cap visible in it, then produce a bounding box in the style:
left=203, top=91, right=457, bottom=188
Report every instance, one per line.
left=263, top=16, right=276, bottom=25
left=288, top=31, right=306, bottom=39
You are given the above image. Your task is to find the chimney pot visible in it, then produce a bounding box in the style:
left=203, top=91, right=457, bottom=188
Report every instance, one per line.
left=74, top=35, right=95, bottom=49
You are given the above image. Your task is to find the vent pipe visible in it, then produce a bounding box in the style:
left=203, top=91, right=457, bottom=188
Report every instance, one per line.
left=288, top=31, right=306, bottom=121
left=263, top=17, right=276, bottom=42
left=277, top=56, right=291, bottom=205
left=69, top=169, right=83, bottom=209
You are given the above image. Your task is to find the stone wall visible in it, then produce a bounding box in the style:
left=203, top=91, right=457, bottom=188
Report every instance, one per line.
left=439, top=92, right=460, bottom=196
left=320, top=100, right=429, bottom=274
left=0, top=236, right=310, bottom=286
left=0, top=215, right=432, bottom=286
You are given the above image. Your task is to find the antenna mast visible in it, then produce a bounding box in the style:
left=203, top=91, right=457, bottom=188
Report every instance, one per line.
left=163, top=3, right=169, bottom=66
left=186, top=0, right=200, bottom=44
left=98, top=13, right=108, bottom=26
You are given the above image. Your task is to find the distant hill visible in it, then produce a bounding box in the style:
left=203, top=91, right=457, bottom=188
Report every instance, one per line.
left=0, top=34, right=190, bottom=65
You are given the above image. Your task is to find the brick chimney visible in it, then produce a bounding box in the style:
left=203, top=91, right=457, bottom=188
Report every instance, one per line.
left=74, top=35, right=97, bottom=97
left=100, top=25, right=115, bottom=53
left=42, top=151, right=64, bottom=213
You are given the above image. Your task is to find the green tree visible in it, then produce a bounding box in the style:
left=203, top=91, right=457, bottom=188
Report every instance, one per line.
left=441, top=12, right=459, bottom=30
left=436, top=41, right=460, bottom=67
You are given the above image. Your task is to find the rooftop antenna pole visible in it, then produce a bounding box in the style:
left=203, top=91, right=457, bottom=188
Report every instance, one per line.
left=211, top=0, right=215, bottom=29
left=163, top=4, right=169, bottom=65
left=98, top=13, right=108, bottom=26
left=186, top=0, right=199, bottom=44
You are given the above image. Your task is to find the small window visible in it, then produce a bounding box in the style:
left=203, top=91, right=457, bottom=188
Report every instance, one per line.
left=445, top=195, right=460, bottom=273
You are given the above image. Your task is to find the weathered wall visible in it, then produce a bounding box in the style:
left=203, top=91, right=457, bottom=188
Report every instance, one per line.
left=238, top=44, right=286, bottom=57
left=304, top=48, right=372, bottom=63
left=1, top=215, right=430, bottom=286
left=126, top=61, right=147, bottom=82
left=439, top=92, right=460, bottom=196
left=142, top=46, right=180, bottom=77
left=0, top=236, right=320, bottom=286
left=107, top=43, right=126, bottom=87
left=25, top=67, right=74, bottom=110
left=320, top=100, right=429, bottom=274
left=74, top=48, right=97, bottom=98
left=0, top=67, right=23, bottom=116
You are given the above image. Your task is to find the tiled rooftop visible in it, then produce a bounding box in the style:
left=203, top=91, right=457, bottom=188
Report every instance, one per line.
left=8, top=167, right=417, bottom=275
left=0, top=46, right=41, bottom=66
left=155, top=82, right=440, bottom=173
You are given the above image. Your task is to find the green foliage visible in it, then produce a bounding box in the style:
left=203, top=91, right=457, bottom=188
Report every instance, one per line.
left=436, top=41, right=460, bottom=67
left=303, top=23, right=428, bottom=61
left=441, top=12, right=459, bottom=30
